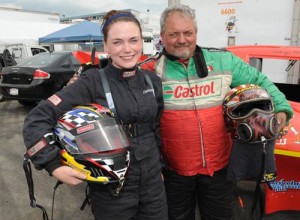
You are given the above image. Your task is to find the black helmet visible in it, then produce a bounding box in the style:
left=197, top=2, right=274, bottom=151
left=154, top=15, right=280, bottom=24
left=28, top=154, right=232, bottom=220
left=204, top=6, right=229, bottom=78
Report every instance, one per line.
left=223, top=84, right=279, bottom=142
left=54, top=103, right=130, bottom=195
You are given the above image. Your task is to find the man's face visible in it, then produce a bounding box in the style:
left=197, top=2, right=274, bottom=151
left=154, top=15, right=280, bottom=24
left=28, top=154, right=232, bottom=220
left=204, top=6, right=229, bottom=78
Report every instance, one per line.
left=161, top=11, right=197, bottom=60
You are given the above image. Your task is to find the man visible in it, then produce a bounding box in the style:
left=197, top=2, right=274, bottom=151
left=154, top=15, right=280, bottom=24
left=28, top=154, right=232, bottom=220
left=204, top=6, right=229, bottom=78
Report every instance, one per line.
left=140, top=4, right=293, bottom=220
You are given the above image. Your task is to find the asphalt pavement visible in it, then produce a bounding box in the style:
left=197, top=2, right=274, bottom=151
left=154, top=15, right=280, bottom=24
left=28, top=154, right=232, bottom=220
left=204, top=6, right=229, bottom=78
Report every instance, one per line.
left=0, top=100, right=94, bottom=220
left=1, top=100, right=300, bottom=220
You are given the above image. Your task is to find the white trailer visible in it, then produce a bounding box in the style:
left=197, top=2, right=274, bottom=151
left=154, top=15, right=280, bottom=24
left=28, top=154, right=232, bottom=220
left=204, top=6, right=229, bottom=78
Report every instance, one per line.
left=176, top=0, right=300, bottom=84
left=180, top=0, right=299, bottom=47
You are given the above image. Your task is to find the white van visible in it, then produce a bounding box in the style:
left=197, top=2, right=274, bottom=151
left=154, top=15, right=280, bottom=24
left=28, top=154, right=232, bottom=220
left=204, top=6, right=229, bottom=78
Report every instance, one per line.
left=2, top=43, right=49, bottom=63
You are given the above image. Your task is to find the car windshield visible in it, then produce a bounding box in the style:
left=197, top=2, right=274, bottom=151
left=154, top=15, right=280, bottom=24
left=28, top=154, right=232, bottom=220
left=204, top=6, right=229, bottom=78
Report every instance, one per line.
left=17, top=53, right=64, bottom=67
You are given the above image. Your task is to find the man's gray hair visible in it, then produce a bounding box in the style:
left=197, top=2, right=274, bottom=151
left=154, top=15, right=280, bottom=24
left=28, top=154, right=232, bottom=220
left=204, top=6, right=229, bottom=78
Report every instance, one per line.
left=160, top=4, right=197, bottom=33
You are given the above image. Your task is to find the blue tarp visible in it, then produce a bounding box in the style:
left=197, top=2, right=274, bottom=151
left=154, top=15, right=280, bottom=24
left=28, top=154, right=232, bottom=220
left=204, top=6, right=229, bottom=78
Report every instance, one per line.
left=39, top=21, right=102, bottom=43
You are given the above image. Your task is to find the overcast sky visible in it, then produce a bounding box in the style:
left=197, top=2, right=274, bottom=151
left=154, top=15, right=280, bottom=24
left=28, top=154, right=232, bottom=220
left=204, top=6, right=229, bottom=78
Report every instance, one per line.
left=0, top=0, right=168, bottom=32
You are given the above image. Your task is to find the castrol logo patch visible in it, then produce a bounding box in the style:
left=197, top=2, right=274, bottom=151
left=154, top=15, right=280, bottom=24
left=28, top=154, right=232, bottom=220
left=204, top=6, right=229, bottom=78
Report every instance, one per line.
left=163, top=78, right=222, bottom=100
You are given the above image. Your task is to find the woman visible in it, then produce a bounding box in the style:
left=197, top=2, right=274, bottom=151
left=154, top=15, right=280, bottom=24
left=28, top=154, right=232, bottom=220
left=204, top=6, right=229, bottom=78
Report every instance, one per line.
left=23, top=10, right=167, bottom=220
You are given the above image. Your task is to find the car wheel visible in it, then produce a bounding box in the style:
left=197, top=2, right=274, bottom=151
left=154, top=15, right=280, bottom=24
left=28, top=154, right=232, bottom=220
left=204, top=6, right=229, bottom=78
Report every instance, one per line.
left=18, top=100, right=38, bottom=106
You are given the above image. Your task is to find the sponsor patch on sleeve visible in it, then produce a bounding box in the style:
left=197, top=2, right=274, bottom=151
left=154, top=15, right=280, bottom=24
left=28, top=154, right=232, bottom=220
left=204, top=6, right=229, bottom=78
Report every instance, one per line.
left=48, top=94, right=62, bottom=106
left=207, top=47, right=227, bottom=52
left=27, top=139, right=47, bottom=158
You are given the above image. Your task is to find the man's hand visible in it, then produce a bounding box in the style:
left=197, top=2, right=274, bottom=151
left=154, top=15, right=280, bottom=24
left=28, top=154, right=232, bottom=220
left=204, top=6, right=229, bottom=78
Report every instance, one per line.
left=66, top=74, right=79, bottom=86
left=52, top=166, right=86, bottom=185
left=276, top=112, right=287, bottom=132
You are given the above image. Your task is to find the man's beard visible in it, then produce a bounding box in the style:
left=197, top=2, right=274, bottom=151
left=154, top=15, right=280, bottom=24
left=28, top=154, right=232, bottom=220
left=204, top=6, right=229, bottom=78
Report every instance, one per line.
left=172, top=47, right=191, bottom=59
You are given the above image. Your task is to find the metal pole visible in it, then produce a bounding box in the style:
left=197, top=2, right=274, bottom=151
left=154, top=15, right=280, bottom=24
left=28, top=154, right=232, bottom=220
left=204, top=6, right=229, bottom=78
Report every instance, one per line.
left=291, top=0, right=300, bottom=46
left=288, top=0, right=300, bottom=84
left=168, top=0, right=181, bottom=6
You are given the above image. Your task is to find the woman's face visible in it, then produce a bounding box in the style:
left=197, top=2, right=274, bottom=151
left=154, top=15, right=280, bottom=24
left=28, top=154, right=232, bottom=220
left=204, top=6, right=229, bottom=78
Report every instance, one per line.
left=104, top=21, right=143, bottom=69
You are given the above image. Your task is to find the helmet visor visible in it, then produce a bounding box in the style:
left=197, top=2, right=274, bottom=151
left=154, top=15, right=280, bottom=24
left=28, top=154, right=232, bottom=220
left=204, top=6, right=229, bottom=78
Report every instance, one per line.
left=71, top=118, right=130, bottom=154
left=229, top=99, right=274, bottom=119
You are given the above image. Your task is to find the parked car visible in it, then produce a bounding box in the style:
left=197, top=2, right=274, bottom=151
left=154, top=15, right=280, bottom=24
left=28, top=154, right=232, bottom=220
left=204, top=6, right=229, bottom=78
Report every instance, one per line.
left=0, top=51, right=81, bottom=106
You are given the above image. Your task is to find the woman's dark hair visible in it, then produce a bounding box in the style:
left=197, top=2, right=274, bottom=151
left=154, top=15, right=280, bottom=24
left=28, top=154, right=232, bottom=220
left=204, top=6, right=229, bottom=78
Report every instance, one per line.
left=101, top=10, right=142, bottom=42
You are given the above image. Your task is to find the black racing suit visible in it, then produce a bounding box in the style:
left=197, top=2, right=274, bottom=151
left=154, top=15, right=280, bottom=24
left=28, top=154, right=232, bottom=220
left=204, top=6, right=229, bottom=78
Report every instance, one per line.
left=23, top=63, right=168, bottom=220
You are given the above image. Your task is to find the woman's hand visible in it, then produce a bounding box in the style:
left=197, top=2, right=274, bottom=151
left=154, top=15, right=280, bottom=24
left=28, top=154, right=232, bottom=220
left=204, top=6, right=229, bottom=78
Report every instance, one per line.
left=66, top=73, right=79, bottom=86
left=276, top=112, right=287, bottom=132
left=52, top=166, right=86, bottom=186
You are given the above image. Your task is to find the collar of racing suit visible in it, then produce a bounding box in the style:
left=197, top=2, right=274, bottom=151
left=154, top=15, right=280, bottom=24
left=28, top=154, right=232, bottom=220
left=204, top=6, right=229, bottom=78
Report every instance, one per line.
left=106, top=63, right=138, bottom=80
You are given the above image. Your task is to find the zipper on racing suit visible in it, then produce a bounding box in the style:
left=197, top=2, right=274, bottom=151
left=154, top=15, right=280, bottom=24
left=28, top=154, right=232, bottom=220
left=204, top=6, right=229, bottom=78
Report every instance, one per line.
left=185, top=66, right=207, bottom=168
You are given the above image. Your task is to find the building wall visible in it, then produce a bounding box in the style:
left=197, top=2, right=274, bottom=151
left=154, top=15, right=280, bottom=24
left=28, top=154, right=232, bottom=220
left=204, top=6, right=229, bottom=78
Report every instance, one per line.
left=0, top=7, right=60, bottom=23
